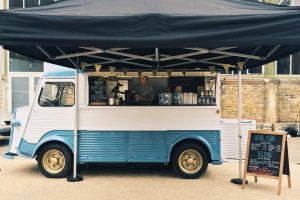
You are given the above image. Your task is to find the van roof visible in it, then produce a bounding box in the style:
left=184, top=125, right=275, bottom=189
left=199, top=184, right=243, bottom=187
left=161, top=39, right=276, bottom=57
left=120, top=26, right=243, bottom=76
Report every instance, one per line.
left=44, top=70, right=75, bottom=78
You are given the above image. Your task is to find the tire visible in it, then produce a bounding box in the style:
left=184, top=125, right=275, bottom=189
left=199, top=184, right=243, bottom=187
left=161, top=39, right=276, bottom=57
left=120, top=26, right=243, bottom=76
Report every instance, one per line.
left=37, top=143, right=73, bottom=178
left=171, top=143, right=208, bottom=179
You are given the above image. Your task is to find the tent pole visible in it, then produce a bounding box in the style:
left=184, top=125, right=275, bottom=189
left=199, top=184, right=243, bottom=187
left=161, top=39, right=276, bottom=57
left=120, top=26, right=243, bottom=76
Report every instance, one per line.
left=238, top=69, right=242, bottom=179
left=231, top=69, right=247, bottom=185
left=67, top=65, right=83, bottom=182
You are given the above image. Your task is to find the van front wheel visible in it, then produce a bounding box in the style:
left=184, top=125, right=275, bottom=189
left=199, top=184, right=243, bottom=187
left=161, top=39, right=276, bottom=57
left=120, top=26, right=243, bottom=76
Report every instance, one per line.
left=37, top=144, right=72, bottom=178
left=171, top=143, right=208, bottom=179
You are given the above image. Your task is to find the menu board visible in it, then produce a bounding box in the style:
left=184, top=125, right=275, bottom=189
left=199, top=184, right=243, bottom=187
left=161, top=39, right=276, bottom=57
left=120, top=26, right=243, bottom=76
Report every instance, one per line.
left=89, top=77, right=107, bottom=104
left=247, top=133, right=283, bottom=177
left=242, top=131, right=291, bottom=195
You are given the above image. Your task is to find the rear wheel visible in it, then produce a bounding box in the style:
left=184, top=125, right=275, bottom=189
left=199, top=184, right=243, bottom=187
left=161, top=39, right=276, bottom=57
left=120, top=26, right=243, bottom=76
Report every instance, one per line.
left=37, top=143, right=72, bottom=178
left=171, top=143, right=208, bottom=179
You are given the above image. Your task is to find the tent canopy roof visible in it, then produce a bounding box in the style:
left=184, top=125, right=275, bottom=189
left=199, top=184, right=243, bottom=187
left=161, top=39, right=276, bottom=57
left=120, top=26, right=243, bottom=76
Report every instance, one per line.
left=1, top=0, right=300, bottom=71
left=6, top=0, right=298, bottom=16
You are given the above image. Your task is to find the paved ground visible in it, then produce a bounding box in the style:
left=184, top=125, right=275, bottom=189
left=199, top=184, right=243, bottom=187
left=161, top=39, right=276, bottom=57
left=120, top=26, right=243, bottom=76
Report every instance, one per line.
left=0, top=136, right=299, bottom=200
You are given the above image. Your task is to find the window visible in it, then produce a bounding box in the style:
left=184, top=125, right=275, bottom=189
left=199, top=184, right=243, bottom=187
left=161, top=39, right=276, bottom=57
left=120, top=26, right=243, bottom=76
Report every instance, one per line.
left=40, top=0, right=55, bottom=5
left=291, top=52, right=300, bottom=74
left=25, top=0, right=39, bottom=7
left=276, top=53, right=300, bottom=75
left=248, top=66, right=263, bottom=74
left=220, top=66, right=263, bottom=75
left=9, top=0, right=23, bottom=9
left=39, top=82, right=75, bottom=107
left=12, top=77, right=29, bottom=112
left=9, top=0, right=57, bottom=9
left=9, top=52, right=44, bottom=72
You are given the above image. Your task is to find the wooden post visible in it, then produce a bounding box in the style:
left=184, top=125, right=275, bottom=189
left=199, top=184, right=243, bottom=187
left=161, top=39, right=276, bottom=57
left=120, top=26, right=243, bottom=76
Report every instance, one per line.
left=288, top=176, right=291, bottom=188
left=242, top=130, right=251, bottom=189
left=277, top=133, right=286, bottom=195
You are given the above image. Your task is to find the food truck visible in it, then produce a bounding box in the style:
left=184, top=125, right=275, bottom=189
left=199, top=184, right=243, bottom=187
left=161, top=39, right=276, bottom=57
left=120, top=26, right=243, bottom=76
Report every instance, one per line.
left=7, top=70, right=222, bottom=179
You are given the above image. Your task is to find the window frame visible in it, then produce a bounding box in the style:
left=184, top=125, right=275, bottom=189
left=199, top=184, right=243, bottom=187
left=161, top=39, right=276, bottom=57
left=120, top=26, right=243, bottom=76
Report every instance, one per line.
left=8, top=0, right=60, bottom=9
left=275, top=54, right=300, bottom=76
left=220, top=65, right=264, bottom=76
left=38, top=82, right=75, bottom=107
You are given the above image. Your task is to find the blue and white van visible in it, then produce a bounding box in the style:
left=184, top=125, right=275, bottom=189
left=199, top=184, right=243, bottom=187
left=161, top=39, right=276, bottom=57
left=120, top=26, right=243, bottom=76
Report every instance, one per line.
left=7, top=71, right=222, bottom=179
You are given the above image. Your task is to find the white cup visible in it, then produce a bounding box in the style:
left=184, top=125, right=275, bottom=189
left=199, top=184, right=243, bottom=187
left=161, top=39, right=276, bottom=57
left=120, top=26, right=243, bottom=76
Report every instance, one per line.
left=109, top=98, right=115, bottom=105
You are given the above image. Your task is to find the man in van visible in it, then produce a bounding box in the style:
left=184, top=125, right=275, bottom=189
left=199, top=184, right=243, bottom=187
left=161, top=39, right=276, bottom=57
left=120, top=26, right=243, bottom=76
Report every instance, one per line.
left=131, top=75, right=153, bottom=105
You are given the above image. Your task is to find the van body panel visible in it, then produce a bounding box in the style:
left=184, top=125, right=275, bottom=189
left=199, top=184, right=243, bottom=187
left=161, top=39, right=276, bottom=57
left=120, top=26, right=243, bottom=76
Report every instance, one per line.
left=18, top=130, right=74, bottom=158
left=78, top=130, right=220, bottom=164
left=8, top=106, right=30, bottom=154
left=17, top=130, right=221, bottom=165
left=78, top=106, right=220, bottom=131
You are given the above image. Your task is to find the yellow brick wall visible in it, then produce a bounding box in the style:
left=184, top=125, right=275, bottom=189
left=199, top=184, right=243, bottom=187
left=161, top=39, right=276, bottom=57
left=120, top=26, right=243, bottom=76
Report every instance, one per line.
left=277, top=80, right=300, bottom=123
left=220, top=75, right=300, bottom=130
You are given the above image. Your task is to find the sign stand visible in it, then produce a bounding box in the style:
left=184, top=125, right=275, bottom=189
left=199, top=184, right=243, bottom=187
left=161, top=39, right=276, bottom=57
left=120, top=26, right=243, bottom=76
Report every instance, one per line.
left=242, top=131, right=291, bottom=195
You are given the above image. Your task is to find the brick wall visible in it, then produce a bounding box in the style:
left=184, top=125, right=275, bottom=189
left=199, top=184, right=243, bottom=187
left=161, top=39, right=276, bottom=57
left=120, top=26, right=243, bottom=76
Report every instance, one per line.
left=220, top=75, right=300, bottom=131
left=277, top=80, right=300, bottom=123
left=1, top=78, right=7, bottom=113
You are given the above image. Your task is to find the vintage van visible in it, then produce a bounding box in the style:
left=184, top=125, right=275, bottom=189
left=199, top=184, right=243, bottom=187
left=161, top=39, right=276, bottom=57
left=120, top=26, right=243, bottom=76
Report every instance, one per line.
left=7, top=71, right=222, bottom=179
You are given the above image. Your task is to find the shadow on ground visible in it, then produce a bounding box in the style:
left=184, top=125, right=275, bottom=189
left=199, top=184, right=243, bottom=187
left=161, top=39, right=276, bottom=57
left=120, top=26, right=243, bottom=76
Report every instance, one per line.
left=77, top=164, right=176, bottom=178
left=12, top=161, right=177, bottom=179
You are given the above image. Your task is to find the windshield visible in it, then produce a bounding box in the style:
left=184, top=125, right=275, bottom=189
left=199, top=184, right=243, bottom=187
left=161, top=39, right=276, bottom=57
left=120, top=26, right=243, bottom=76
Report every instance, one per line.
left=38, top=82, right=75, bottom=107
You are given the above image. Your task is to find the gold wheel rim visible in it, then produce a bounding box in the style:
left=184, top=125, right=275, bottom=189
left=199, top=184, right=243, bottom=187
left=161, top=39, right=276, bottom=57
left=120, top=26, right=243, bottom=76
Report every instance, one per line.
left=178, top=149, right=203, bottom=174
left=42, top=149, right=65, bottom=174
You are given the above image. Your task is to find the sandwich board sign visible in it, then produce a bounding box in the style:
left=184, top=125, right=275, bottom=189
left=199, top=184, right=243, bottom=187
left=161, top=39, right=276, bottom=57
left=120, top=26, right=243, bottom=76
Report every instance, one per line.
left=242, top=131, right=291, bottom=195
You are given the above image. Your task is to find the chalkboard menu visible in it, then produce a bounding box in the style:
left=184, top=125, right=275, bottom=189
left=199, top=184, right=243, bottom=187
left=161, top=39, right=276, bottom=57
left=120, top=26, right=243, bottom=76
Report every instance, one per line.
left=89, top=77, right=107, bottom=104
left=169, top=76, right=205, bottom=93
left=247, top=133, right=283, bottom=177
left=242, top=131, right=291, bottom=195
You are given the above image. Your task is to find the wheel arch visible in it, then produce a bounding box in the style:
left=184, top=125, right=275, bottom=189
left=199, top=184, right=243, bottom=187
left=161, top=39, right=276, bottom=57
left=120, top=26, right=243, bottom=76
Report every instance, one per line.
left=34, top=140, right=73, bottom=160
left=169, top=137, right=213, bottom=163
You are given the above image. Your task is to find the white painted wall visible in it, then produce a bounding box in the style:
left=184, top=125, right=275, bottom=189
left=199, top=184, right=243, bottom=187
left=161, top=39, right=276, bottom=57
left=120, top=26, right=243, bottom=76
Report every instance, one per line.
left=293, top=0, right=300, bottom=5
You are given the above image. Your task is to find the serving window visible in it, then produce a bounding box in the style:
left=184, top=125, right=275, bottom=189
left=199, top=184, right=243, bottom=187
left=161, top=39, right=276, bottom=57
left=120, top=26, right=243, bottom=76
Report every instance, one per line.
left=88, top=75, right=217, bottom=106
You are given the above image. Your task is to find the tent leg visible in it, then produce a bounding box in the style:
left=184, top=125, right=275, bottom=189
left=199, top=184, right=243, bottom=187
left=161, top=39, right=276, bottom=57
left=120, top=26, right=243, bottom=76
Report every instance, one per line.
left=67, top=67, right=83, bottom=182
left=231, top=69, right=247, bottom=185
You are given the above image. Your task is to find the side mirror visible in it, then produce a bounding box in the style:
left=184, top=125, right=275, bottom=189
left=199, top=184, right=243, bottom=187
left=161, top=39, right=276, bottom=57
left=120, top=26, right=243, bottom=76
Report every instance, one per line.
left=11, top=119, right=21, bottom=127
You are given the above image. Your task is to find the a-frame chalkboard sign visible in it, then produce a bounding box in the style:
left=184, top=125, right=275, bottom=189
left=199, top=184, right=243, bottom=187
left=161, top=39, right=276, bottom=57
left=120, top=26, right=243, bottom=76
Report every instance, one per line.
left=242, top=131, right=291, bottom=195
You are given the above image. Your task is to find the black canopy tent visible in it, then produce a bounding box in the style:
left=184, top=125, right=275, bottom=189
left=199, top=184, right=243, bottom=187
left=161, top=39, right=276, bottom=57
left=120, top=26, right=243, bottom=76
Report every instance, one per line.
left=1, top=0, right=300, bottom=71
left=1, top=0, right=300, bottom=182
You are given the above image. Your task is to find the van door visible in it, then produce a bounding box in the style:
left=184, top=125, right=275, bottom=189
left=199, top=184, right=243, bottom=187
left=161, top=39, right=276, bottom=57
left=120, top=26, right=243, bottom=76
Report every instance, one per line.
left=23, top=80, right=75, bottom=144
